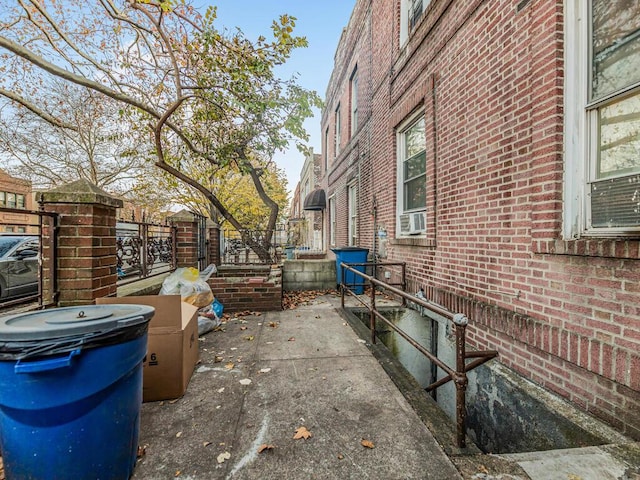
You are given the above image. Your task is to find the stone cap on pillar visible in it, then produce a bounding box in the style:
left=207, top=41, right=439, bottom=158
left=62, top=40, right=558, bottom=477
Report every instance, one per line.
left=38, top=179, right=123, bottom=208
left=169, top=209, right=218, bottom=228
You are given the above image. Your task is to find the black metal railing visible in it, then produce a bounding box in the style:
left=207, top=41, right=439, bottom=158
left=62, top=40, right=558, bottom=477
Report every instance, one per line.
left=338, top=262, right=498, bottom=448
left=116, top=220, right=176, bottom=285
left=221, top=227, right=287, bottom=265
left=0, top=207, right=58, bottom=312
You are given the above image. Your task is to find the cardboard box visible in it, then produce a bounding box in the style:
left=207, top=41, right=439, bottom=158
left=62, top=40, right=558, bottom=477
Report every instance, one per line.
left=97, top=295, right=199, bottom=402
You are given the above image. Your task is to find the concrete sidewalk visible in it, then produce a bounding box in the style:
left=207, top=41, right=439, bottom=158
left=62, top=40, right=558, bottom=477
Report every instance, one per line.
left=131, top=294, right=465, bottom=480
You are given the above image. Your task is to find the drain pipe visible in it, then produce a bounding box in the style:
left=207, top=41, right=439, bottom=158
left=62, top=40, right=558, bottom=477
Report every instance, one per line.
left=453, top=313, right=469, bottom=448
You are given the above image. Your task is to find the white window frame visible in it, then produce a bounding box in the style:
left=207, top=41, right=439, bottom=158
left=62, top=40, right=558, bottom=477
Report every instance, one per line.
left=329, top=196, right=336, bottom=247
left=324, top=126, right=329, bottom=171
left=348, top=183, right=358, bottom=246
left=334, top=104, right=341, bottom=158
left=400, top=0, right=431, bottom=46
left=564, top=0, right=640, bottom=238
left=350, top=67, right=359, bottom=136
left=396, top=111, right=427, bottom=237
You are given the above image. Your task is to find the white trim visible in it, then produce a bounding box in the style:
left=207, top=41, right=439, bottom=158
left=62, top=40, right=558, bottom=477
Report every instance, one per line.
left=348, top=182, right=358, bottom=246
left=563, top=0, right=587, bottom=239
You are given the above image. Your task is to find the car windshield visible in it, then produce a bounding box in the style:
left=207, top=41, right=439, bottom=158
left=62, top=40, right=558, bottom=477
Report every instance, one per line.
left=0, top=237, right=22, bottom=257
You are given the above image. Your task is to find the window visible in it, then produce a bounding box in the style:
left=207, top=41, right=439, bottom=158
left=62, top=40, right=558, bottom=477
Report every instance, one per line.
left=16, top=194, right=25, bottom=209
left=7, top=193, right=16, bottom=209
left=348, top=183, right=358, bottom=246
left=397, top=114, right=427, bottom=236
left=324, top=127, right=330, bottom=171
left=334, top=104, right=341, bottom=158
left=350, top=68, right=359, bottom=135
left=565, top=0, right=640, bottom=237
left=400, top=0, right=431, bottom=45
left=329, top=196, right=336, bottom=247
left=0, top=192, right=5, bottom=207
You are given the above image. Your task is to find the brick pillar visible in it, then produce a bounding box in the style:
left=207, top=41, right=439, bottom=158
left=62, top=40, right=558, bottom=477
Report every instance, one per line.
left=208, top=223, right=220, bottom=266
left=169, top=210, right=199, bottom=268
left=39, top=179, right=122, bottom=307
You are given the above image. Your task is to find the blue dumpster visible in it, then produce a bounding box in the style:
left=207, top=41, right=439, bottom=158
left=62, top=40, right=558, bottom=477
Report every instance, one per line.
left=0, top=304, right=155, bottom=480
left=332, top=247, right=369, bottom=294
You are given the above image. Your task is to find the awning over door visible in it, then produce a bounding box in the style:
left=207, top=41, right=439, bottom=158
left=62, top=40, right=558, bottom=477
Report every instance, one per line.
left=303, top=188, right=326, bottom=211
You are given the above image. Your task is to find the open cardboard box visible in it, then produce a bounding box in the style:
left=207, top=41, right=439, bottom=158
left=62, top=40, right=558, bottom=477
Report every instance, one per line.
left=97, top=295, right=199, bottom=402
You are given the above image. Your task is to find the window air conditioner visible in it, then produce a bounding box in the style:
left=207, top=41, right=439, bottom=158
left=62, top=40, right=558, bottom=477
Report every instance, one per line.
left=399, top=211, right=426, bottom=235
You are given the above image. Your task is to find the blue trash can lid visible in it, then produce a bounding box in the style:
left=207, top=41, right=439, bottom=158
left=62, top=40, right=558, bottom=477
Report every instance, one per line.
left=331, top=247, right=369, bottom=252
left=0, top=304, right=155, bottom=341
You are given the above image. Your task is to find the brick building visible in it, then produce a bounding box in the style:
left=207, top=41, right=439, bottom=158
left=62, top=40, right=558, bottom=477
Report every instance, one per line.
left=321, top=0, right=640, bottom=439
left=0, top=169, right=35, bottom=233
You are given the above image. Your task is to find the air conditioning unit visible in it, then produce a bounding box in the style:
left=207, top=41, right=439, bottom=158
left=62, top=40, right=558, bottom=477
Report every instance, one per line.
left=399, top=211, right=426, bottom=235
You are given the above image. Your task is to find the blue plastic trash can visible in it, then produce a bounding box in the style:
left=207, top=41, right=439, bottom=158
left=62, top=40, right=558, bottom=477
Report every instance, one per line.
left=0, top=304, right=155, bottom=480
left=332, top=247, right=369, bottom=294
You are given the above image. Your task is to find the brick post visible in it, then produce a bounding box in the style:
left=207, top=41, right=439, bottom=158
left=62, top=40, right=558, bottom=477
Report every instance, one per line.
left=38, top=179, right=122, bottom=307
left=208, top=223, right=220, bottom=266
left=169, top=210, right=199, bottom=268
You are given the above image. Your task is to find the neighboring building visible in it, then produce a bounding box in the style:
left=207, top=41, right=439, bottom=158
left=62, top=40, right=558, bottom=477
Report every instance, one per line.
left=287, top=150, right=326, bottom=252
left=320, top=0, right=640, bottom=439
left=0, top=169, right=35, bottom=233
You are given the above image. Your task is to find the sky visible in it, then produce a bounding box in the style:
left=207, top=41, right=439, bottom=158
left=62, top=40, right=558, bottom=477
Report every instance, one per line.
left=208, top=1, right=356, bottom=193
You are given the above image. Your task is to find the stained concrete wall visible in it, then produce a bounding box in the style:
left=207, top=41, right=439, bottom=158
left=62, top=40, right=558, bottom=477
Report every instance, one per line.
left=282, top=259, right=336, bottom=292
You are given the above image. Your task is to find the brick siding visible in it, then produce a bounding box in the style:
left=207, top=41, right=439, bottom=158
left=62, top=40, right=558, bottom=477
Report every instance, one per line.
left=322, top=0, right=640, bottom=439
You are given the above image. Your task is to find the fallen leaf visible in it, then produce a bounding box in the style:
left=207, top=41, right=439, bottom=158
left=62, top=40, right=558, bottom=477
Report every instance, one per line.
left=567, top=476, right=582, bottom=480
left=225, top=362, right=234, bottom=370
left=137, top=445, right=147, bottom=458
left=176, top=431, right=183, bottom=438
left=240, top=326, right=248, bottom=331
left=259, top=368, right=271, bottom=373
left=361, top=439, right=375, bottom=449
left=174, top=471, right=181, bottom=477
left=214, top=356, right=223, bottom=363
left=217, top=387, right=225, bottom=393
left=288, top=337, right=295, bottom=342
left=315, top=315, right=321, bottom=319
left=478, top=465, right=489, bottom=474
left=257, top=444, right=276, bottom=453
left=293, top=426, right=312, bottom=440
left=268, top=322, right=279, bottom=328
left=239, top=378, right=252, bottom=385
left=169, top=399, right=179, bottom=404
left=337, top=454, right=344, bottom=460
left=203, top=441, right=212, bottom=447
left=217, top=452, right=231, bottom=464
left=245, top=335, right=254, bottom=341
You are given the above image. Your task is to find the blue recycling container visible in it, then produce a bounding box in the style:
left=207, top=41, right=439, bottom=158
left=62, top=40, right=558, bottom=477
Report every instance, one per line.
left=0, top=304, right=155, bottom=480
left=332, top=247, right=369, bottom=294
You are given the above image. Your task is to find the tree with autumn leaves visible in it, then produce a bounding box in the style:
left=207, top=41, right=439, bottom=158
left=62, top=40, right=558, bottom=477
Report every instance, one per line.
left=0, top=0, right=320, bottom=262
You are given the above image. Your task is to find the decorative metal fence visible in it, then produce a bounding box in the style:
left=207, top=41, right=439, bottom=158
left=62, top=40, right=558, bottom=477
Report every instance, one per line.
left=221, top=226, right=287, bottom=265
left=116, top=220, right=176, bottom=285
left=0, top=207, right=58, bottom=312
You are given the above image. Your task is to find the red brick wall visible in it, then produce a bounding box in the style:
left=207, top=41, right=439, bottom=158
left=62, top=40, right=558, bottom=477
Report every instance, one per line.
left=323, top=0, right=640, bottom=439
left=208, top=265, right=282, bottom=313
left=43, top=203, right=118, bottom=306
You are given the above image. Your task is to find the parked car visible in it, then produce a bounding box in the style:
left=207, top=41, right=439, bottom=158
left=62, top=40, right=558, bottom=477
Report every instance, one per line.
left=0, top=235, right=39, bottom=300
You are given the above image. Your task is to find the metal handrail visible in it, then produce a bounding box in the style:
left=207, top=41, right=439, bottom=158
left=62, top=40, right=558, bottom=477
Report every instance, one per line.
left=339, top=262, right=498, bottom=448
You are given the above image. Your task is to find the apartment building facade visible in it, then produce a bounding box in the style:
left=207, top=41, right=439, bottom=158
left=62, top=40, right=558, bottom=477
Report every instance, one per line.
left=321, top=0, right=640, bottom=439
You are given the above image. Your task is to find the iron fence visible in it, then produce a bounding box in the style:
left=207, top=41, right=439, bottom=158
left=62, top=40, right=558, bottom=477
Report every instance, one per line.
left=116, top=220, right=176, bottom=285
left=221, top=226, right=287, bottom=265
left=0, top=207, right=58, bottom=312
left=338, top=262, right=498, bottom=448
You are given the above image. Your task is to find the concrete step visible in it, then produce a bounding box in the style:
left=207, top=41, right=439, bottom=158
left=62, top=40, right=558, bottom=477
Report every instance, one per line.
left=498, top=442, right=640, bottom=480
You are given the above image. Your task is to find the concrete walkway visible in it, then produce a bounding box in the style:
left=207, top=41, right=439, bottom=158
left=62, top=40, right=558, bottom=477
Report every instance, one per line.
left=132, top=294, right=464, bottom=479
left=130, top=293, right=640, bottom=480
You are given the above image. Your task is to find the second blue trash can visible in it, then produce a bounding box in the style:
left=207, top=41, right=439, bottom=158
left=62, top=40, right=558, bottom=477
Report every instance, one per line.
left=332, top=247, right=369, bottom=294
